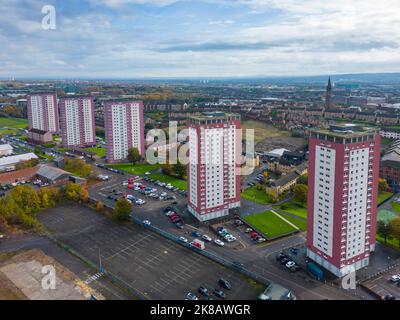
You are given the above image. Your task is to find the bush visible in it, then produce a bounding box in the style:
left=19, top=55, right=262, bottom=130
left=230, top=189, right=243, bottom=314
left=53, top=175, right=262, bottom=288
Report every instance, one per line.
left=114, top=198, right=132, bottom=222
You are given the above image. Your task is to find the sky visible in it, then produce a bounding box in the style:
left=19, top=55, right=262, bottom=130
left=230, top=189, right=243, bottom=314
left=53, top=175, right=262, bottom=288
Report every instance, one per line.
left=1, top=0, right=400, bottom=79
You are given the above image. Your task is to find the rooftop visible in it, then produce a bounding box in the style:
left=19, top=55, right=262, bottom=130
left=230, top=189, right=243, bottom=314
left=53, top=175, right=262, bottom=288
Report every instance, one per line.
left=0, top=153, right=38, bottom=167
left=311, top=123, right=378, bottom=139
left=189, top=111, right=240, bottom=123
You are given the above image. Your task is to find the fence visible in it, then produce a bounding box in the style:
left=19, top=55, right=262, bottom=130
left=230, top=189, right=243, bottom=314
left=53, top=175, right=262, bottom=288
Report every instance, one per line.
left=131, top=216, right=273, bottom=288
left=43, top=232, right=148, bottom=300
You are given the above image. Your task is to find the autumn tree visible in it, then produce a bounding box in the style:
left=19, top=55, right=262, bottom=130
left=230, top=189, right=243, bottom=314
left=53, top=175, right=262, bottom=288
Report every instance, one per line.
left=297, top=174, right=308, bottom=186
left=114, top=198, right=132, bottom=222
left=127, top=147, right=141, bottom=165
left=389, top=217, right=400, bottom=247
left=8, top=186, right=41, bottom=215
left=96, top=201, right=105, bottom=212
left=378, top=178, right=389, bottom=192
left=64, top=183, right=89, bottom=202
left=293, top=184, right=308, bottom=206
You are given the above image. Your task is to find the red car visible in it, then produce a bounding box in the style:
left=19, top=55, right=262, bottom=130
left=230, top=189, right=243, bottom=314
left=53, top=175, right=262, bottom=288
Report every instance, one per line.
left=128, top=177, right=134, bottom=183
left=170, top=214, right=179, bottom=221
left=127, top=184, right=134, bottom=189
left=250, top=232, right=259, bottom=238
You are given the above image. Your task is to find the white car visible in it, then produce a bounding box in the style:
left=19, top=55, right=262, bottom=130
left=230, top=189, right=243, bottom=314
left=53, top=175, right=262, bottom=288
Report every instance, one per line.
left=145, top=172, right=151, bottom=175
left=286, top=261, right=296, bottom=269
left=143, top=220, right=151, bottom=226
left=122, top=182, right=128, bottom=186
left=202, top=235, right=212, bottom=242
left=214, top=239, right=225, bottom=247
left=179, top=237, right=188, bottom=243
left=0, top=234, right=4, bottom=240
left=390, top=274, right=400, bottom=283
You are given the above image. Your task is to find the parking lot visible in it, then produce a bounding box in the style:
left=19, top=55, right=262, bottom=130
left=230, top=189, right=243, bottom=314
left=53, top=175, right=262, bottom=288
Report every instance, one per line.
left=38, top=203, right=265, bottom=300
left=361, top=266, right=400, bottom=300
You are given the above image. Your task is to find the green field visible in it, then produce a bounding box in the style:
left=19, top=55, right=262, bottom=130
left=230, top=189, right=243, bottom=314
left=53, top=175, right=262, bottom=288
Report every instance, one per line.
left=274, top=201, right=307, bottom=219
left=241, top=120, right=290, bottom=143
left=241, top=186, right=272, bottom=204
left=109, top=163, right=161, bottom=175
left=391, top=201, right=400, bottom=213
left=0, top=117, right=28, bottom=134
left=376, top=234, right=400, bottom=251
left=279, top=212, right=307, bottom=231
left=243, top=210, right=298, bottom=239
left=149, top=173, right=187, bottom=190
left=378, top=191, right=393, bottom=205
left=85, top=147, right=106, bottom=157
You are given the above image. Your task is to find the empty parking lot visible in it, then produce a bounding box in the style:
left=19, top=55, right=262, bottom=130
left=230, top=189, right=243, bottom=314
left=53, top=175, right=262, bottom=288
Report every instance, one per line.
left=38, top=203, right=264, bottom=300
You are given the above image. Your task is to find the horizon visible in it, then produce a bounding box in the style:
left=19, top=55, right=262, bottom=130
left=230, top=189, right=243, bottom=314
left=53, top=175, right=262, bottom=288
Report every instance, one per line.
left=2, top=0, right=400, bottom=78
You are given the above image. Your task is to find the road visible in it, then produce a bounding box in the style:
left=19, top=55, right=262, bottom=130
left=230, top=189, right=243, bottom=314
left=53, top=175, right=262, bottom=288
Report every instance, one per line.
left=89, top=166, right=373, bottom=300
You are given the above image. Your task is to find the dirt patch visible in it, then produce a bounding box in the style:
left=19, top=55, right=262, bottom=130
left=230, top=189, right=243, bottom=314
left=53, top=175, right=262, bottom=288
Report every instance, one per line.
left=0, top=249, right=104, bottom=300
left=256, top=136, right=307, bottom=152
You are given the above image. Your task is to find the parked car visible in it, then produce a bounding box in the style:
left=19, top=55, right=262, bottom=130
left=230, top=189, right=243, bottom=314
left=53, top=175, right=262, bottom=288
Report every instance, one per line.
left=285, top=261, right=296, bottom=269
left=390, top=274, right=400, bottom=283
left=179, top=237, right=188, bottom=243
left=143, top=220, right=151, bottom=226
left=202, top=234, right=212, bottom=242
left=214, top=239, right=225, bottom=247
left=218, top=278, right=232, bottom=290
left=186, top=292, right=198, bottom=301
left=198, top=286, right=209, bottom=297
left=213, top=289, right=226, bottom=299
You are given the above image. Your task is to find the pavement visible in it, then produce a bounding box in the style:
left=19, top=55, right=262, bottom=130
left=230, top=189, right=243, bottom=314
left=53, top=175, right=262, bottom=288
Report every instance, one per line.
left=88, top=167, right=372, bottom=300
left=37, top=203, right=265, bottom=300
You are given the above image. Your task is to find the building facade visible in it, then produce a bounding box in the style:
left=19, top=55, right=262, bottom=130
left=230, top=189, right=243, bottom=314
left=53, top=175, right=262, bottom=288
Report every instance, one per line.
left=27, top=93, right=59, bottom=133
left=27, top=128, right=53, bottom=145
left=59, top=97, right=96, bottom=148
left=307, top=124, right=380, bottom=277
left=104, top=100, right=144, bottom=163
left=187, top=112, right=241, bottom=222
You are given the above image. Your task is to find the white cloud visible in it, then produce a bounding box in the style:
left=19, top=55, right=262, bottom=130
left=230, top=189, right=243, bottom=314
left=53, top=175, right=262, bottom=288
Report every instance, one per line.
left=88, top=0, right=179, bottom=8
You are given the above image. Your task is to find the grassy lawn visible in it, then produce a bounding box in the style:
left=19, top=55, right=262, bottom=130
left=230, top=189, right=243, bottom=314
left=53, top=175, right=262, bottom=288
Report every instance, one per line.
left=378, top=191, right=393, bottom=205
left=109, top=163, right=162, bottom=175
left=243, top=210, right=298, bottom=239
left=85, top=147, right=106, bottom=157
left=274, top=201, right=307, bottom=219
left=391, top=201, right=400, bottom=213
left=241, top=120, right=290, bottom=143
left=241, top=186, right=273, bottom=205
left=279, top=212, right=307, bottom=231
left=149, top=173, right=187, bottom=190
left=0, top=117, right=28, bottom=134
left=378, top=209, right=398, bottom=223
left=376, top=234, right=400, bottom=252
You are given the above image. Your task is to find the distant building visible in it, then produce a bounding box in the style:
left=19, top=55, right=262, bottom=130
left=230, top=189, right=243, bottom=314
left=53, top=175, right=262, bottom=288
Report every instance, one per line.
left=27, top=93, right=59, bottom=133
left=28, top=128, right=53, bottom=145
left=0, top=153, right=38, bottom=172
left=0, top=144, right=13, bottom=157
left=59, top=96, right=96, bottom=148
left=187, top=111, right=241, bottom=222
left=104, top=100, right=145, bottom=163
left=307, top=124, right=380, bottom=277
left=380, top=140, right=400, bottom=189
left=325, top=77, right=332, bottom=109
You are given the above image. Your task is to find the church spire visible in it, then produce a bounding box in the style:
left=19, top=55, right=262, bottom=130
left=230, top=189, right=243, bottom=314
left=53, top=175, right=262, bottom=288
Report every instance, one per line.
left=325, top=76, right=332, bottom=109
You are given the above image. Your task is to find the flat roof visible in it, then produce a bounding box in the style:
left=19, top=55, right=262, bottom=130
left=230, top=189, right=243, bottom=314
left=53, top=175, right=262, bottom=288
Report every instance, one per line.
left=0, top=153, right=38, bottom=166
left=311, top=123, right=378, bottom=139
left=189, top=111, right=240, bottom=123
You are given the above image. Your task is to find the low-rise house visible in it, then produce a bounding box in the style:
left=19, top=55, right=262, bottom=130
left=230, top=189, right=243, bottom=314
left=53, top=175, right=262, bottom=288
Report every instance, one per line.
left=266, top=162, right=308, bottom=197
left=0, top=153, right=38, bottom=172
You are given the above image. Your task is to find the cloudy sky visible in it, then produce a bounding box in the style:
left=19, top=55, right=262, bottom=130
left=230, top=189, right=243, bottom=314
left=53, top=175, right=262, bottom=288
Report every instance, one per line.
left=1, top=0, right=400, bottom=79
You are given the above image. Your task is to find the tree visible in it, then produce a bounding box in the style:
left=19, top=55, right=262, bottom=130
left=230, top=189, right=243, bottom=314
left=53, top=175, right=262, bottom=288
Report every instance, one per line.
left=65, top=158, right=92, bottom=178
left=378, top=178, right=389, bottom=192
left=293, top=184, right=308, bottom=206
left=64, top=183, right=89, bottom=202
left=174, top=161, right=186, bottom=179
left=297, top=174, right=308, bottom=186
left=161, top=161, right=173, bottom=176
left=15, top=158, right=39, bottom=170
left=96, top=201, right=105, bottom=212
left=114, top=198, right=132, bottom=222
left=127, top=147, right=141, bottom=165
left=377, top=220, right=392, bottom=244
left=389, top=217, right=400, bottom=247
left=8, top=186, right=41, bottom=215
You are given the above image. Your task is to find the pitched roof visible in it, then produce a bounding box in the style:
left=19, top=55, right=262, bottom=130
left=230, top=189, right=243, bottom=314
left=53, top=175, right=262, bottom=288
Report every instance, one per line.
left=36, top=165, right=70, bottom=181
